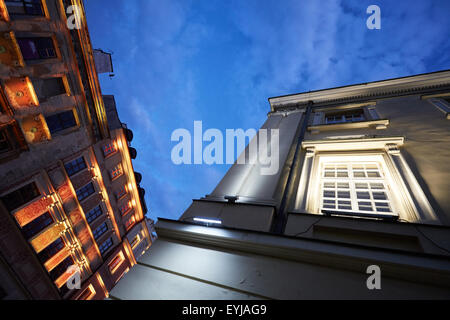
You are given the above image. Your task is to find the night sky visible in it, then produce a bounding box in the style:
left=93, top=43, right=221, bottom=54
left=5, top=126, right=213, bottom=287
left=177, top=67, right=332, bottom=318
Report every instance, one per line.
left=84, top=0, right=450, bottom=222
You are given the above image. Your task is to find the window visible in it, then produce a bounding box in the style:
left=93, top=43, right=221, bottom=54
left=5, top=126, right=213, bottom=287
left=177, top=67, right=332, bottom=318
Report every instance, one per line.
left=86, top=205, right=102, bottom=224
left=78, top=285, right=95, bottom=300
left=124, top=216, right=135, bottom=230
left=76, top=182, right=95, bottom=202
left=0, top=129, right=13, bottom=154
left=130, top=234, right=140, bottom=249
left=21, top=211, right=53, bottom=240
left=115, top=185, right=127, bottom=200
left=17, top=37, right=56, bottom=61
left=32, top=77, right=66, bottom=100
left=64, top=156, right=87, bottom=177
left=92, top=222, right=108, bottom=240
left=108, top=252, right=124, bottom=273
left=428, top=98, right=450, bottom=119
left=49, top=256, right=74, bottom=281
left=45, top=110, right=77, bottom=134
left=102, top=142, right=117, bottom=157
left=1, top=182, right=40, bottom=211
left=109, top=164, right=123, bottom=180
left=37, top=237, right=65, bottom=263
left=119, top=201, right=131, bottom=216
left=297, top=138, right=439, bottom=223
left=325, top=109, right=365, bottom=124
left=320, top=162, right=394, bottom=217
left=5, top=0, right=44, bottom=16
left=99, top=237, right=113, bottom=256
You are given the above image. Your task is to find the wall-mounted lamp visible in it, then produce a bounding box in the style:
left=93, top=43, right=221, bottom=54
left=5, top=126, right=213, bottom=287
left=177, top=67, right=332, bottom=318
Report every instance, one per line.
left=193, top=217, right=222, bottom=225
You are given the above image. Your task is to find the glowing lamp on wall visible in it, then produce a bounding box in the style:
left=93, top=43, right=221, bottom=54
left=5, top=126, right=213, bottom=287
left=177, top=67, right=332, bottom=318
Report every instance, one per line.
left=193, top=217, right=222, bottom=226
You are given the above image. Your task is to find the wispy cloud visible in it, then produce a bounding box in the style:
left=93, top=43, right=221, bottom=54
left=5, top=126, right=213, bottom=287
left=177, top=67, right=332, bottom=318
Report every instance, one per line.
left=85, top=0, right=450, bottom=222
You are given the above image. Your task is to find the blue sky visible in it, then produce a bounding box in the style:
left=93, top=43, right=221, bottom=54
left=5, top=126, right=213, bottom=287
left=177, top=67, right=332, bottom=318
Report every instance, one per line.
left=84, top=0, right=450, bottom=222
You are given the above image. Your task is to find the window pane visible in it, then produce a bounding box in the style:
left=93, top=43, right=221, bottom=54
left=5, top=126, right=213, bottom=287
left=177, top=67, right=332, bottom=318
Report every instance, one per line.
left=64, top=157, right=87, bottom=177
left=86, top=206, right=102, bottom=224
left=45, top=110, right=76, bottom=134
left=76, top=183, right=95, bottom=202
left=21, top=211, right=53, bottom=240
left=1, top=182, right=40, bottom=211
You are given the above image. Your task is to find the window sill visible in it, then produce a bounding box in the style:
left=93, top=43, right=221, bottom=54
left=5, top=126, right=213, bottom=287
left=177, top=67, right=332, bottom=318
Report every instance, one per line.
left=308, top=119, right=389, bottom=134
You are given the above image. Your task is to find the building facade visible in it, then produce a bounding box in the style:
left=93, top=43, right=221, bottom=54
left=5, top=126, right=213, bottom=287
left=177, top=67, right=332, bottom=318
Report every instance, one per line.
left=0, top=0, right=155, bottom=300
left=110, top=70, right=450, bottom=299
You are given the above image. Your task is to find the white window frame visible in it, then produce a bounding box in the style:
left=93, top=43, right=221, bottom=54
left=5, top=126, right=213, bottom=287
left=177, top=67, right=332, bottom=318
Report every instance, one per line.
left=293, top=137, right=439, bottom=224
left=317, top=155, right=398, bottom=219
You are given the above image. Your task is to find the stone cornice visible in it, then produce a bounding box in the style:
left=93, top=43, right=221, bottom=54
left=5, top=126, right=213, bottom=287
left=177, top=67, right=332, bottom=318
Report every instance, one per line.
left=269, top=70, right=450, bottom=112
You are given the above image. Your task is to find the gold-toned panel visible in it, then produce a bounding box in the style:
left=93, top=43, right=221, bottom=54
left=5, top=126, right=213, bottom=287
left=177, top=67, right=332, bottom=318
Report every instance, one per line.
left=44, top=247, right=71, bottom=272
left=30, top=223, right=65, bottom=253
left=0, top=32, right=24, bottom=67
left=13, top=196, right=54, bottom=227
left=3, top=77, right=39, bottom=109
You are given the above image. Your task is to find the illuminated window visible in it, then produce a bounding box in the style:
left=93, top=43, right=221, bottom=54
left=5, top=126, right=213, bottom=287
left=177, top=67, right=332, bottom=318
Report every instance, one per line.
left=99, top=237, right=113, bottom=256
left=119, top=202, right=132, bottom=216
left=108, top=252, right=125, bottom=273
left=78, top=285, right=96, bottom=300
left=115, top=185, right=127, bottom=200
left=296, top=138, right=438, bottom=223
left=17, top=37, right=56, bottom=60
left=124, top=216, right=135, bottom=231
left=5, top=0, right=45, bottom=16
left=325, top=109, right=365, bottom=124
left=109, top=164, right=123, bottom=180
left=76, top=182, right=95, bottom=202
left=1, top=182, right=40, bottom=211
left=86, top=205, right=102, bottom=224
left=64, top=156, right=87, bottom=177
left=130, top=234, right=140, bottom=249
left=102, top=143, right=116, bottom=157
left=92, top=222, right=108, bottom=240
left=320, top=162, right=394, bottom=217
left=45, top=110, right=77, bottom=134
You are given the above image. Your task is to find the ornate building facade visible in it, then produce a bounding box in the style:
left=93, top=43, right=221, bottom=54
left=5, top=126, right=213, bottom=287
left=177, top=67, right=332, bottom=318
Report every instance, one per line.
left=0, top=0, right=155, bottom=299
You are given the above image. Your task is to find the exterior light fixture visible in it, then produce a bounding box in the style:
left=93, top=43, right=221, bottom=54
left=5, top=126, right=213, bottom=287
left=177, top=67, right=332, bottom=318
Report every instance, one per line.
left=224, top=195, right=238, bottom=203
left=193, top=217, right=222, bottom=225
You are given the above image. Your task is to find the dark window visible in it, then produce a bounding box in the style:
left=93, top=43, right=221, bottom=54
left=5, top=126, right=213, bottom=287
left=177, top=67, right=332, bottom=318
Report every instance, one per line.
left=45, top=110, right=77, bottom=134
left=37, top=237, right=65, bottom=263
left=0, top=129, right=13, bottom=154
left=99, top=237, right=113, bottom=256
left=17, top=37, right=56, bottom=60
left=49, top=256, right=74, bottom=281
left=64, top=157, right=87, bottom=177
left=32, top=77, right=66, bottom=100
left=93, top=222, right=108, bottom=240
left=5, top=0, right=44, bottom=16
left=75, top=182, right=95, bottom=202
left=21, top=211, right=53, bottom=240
left=325, top=109, right=365, bottom=124
left=1, top=182, right=40, bottom=212
left=86, top=205, right=102, bottom=224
